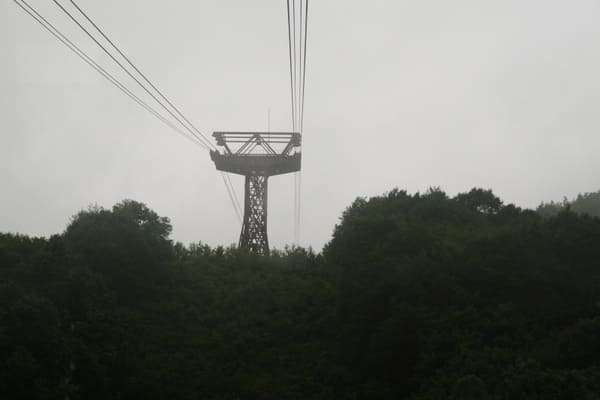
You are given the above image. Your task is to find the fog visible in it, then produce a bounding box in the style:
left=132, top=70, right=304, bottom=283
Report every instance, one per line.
left=2, top=0, right=599, bottom=250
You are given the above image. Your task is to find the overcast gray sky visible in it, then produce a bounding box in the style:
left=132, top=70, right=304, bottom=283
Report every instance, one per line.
left=2, top=0, right=599, bottom=250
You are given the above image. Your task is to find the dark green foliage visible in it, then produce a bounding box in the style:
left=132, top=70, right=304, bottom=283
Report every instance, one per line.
left=63, top=200, right=173, bottom=305
left=1, top=192, right=599, bottom=399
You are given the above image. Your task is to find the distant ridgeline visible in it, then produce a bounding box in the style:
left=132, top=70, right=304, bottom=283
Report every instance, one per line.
left=537, top=189, right=600, bottom=218
left=1, top=189, right=600, bottom=399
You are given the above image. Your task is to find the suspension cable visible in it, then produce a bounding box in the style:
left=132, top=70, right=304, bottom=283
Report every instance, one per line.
left=61, top=0, right=242, bottom=221
left=225, top=172, right=243, bottom=222
left=286, top=0, right=296, bottom=132
left=296, top=0, right=309, bottom=244
left=51, top=0, right=214, bottom=150
left=68, top=0, right=215, bottom=150
left=13, top=0, right=207, bottom=150
left=15, top=0, right=242, bottom=223
left=300, top=0, right=309, bottom=132
left=287, top=0, right=309, bottom=245
left=221, top=172, right=242, bottom=224
left=55, top=0, right=242, bottom=221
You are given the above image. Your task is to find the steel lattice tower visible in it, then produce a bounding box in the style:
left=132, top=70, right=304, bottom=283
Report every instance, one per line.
left=211, top=132, right=301, bottom=254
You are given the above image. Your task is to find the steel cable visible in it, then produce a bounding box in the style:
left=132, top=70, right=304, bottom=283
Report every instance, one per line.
left=51, top=0, right=214, bottom=150
left=15, top=0, right=242, bottom=223
left=68, top=0, right=215, bottom=150
left=13, top=0, right=207, bottom=150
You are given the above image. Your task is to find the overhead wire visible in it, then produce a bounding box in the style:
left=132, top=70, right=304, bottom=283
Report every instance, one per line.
left=225, top=172, right=243, bottom=221
left=292, top=0, right=298, bottom=132
left=287, top=0, right=296, bottom=243
left=62, top=0, right=242, bottom=223
left=286, top=0, right=309, bottom=245
left=300, top=0, right=309, bottom=132
left=14, top=0, right=243, bottom=221
left=221, top=172, right=242, bottom=224
left=292, top=0, right=302, bottom=131
left=67, top=0, right=215, bottom=151
left=286, top=0, right=296, bottom=132
left=13, top=0, right=207, bottom=150
left=295, top=1, right=301, bottom=244
left=296, top=1, right=303, bottom=244
left=51, top=0, right=214, bottom=151
left=296, top=0, right=309, bottom=244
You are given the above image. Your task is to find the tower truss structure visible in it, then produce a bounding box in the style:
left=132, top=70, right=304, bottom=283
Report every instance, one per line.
left=210, top=132, right=301, bottom=254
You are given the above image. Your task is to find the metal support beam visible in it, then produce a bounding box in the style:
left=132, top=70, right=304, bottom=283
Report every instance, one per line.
left=239, top=175, right=269, bottom=255
left=211, top=131, right=300, bottom=254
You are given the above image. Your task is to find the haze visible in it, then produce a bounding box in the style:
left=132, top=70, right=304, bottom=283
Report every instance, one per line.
left=1, top=0, right=599, bottom=250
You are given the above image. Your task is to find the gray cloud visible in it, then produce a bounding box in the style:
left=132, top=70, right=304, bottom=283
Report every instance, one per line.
left=2, top=0, right=599, bottom=250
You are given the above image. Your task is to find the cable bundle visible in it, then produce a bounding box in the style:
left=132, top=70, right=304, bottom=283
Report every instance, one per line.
left=286, top=0, right=309, bottom=245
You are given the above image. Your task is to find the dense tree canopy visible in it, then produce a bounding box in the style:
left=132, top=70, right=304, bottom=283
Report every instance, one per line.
left=1, top=190, right=599, bottom=399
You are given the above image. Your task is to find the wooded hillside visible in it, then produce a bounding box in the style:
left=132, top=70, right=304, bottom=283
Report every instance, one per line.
left=2, top=189, right=599, bottom=399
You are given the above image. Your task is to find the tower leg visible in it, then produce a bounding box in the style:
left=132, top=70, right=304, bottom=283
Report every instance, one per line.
left=239, top=175, right=269, bottom=255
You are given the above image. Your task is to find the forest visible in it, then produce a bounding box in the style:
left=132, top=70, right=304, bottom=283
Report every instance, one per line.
left=1, top=188, right=600, bottom=399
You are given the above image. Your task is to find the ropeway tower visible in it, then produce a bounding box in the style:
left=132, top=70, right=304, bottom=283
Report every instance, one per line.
left=210, top=132, right=301, bottom=254
left=11, top=0, right=309, bottom=256
left=210, top=0, right=308, bottom=255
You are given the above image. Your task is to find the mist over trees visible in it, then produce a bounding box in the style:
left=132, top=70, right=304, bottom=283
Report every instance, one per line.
left=1, top=189, right=600, bottom=399
left=537, top=190, right=600, bottom=218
